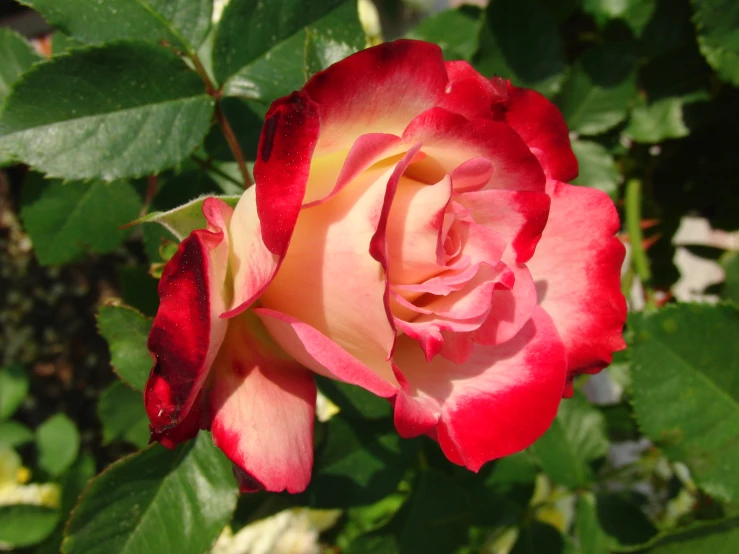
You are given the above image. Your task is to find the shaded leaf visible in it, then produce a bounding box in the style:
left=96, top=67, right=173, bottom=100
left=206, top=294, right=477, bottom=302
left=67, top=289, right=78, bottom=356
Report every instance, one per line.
left=20, top=175, right=142, bottom=265
left=693, top=0, right=739, bottom=86
left=97, top=304, right=153, bottom=391
left=572, top=139, right=620, bottom=198
left=134, top=194, right=240, bottom=241
left=98, top=381, right=149, bottom=449
left=0, top=27, right=41, bottom=105
left=406, top=6, right=483, bottom=61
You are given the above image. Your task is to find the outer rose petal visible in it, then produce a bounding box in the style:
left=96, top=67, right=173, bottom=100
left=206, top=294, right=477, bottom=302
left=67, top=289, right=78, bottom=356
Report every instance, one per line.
left=394, top=307, right=568, bottom=470
left=439, top=61, right=507, bottom=120
left=305, top=40, right=448, bottom=154
left=501, top=84, right=578, bottom=182
left=146, top=198, right=232, bottom=441
left=209, top=312, right=316, bottom=494
left=527, top=181, right=627, bottom=380
left=225, top=185, right=280, bottom=317
left=255, top=90, right=320, bottom=256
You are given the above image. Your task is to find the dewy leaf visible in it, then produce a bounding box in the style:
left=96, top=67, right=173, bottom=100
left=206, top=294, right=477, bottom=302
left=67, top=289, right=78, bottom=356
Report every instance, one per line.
left=0, top=27, right=41, bottom=105
left=558, top=43, right=637, bottom=136
left=530, top=393, right=609, bottom=488
left=97, top=304, right=153, bottom=391
left=36, top=413, right=81, bottom=477
left=20, top=175, right=142, bottom=266
left=62, top=434, right=237, bottom=554
left=629, top=303, right=739, bottom=502
left=572, top=139, right=620, bottom=199
left=0, top=505, right=60, bottom=548
left=133, top=194, right=240, bottom=241
left=219, top=0, right=364, bottom=103
left=0, top=363, right=29, bottom=420
left=475, top=0, right=566, bottom=98
left=406, top=6, right=483, bottom=61
left=693, top=0, right=739, bottom=86
left=0, top=42, right=214, bottom=181
left=98, top=381, right=149, bottom=449
left=19, top=0, right=213, bottom=52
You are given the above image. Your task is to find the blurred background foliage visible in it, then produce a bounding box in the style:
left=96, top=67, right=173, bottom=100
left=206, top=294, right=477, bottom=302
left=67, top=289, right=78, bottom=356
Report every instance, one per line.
left=0, top=0, right=738, bottom=552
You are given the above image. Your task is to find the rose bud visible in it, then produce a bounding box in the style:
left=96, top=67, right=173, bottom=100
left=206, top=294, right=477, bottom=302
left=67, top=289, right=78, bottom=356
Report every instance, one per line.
left=145, top=40, right=626, bottom=493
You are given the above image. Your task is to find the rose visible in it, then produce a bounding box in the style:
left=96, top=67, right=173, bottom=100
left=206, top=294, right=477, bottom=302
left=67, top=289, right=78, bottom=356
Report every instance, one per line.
left=145, top=40, right=626, bottom=493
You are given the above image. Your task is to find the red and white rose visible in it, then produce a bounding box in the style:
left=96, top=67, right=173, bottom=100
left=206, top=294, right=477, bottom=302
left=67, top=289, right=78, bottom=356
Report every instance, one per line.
left=144, top=40, right=626, bottom=493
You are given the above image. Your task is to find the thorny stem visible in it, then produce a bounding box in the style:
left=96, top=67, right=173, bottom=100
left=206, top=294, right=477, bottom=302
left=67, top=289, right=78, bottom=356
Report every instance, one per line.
left=191, top=154, right=243, bottom=188
left=188, top=52, right=252, bottom=189
left=625, top=179, right=656, bottom=311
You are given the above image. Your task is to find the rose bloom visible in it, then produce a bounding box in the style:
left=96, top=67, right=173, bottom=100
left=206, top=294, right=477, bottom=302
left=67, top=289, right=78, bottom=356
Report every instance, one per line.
left=145, top=40, right=626, bottom=493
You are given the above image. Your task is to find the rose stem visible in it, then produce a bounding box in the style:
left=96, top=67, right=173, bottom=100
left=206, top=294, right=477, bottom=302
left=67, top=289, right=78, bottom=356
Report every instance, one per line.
left=625, top=178, right=656, bottom=310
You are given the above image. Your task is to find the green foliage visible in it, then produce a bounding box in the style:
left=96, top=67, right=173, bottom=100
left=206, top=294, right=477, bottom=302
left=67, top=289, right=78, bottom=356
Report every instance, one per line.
left=98, top=381, right=150, bottom=449
left=0, top=42, right=214, bottom=180
left=97, top=305, right=153, bottom=391
left=630, top=303, right=739, bottom=502
left=693, top=0, right=739, bottom=85
left=0, top=28, right=40, bottom=106
left=0, top=505, right=60, bottom=548
left=20, top=175, right=142, bottom=265
left=0, top=364, right=29, bottom=420
left=36, top=413, right=80, bottom=477
left=62, top=434, right=237, bottom=554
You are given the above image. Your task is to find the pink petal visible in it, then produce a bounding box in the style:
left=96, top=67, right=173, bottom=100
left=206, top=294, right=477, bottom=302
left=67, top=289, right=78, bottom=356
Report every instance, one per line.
left=224, top=185, right=280, bottom=317
left=500, top=83, right=578, bottom=182
left=255, top=90, right=320, bottom=256
left=527, top=181, right=627, bottom=380
left=458, top=189, right=551, bottom=263
left=439, top=61, right=508, bottom=120
left=394, top=307, right=568, bottom=471
left=303, top=133, right=403, bottom=206
left=255, top=308, right=398, bottom=397
left=304, top=40, right=448, bottom=155
left=209, top=312, right=316, bottom=494
left=146, top=198, right=232, bottom=442
left=402, top=107, right=546, bottom=193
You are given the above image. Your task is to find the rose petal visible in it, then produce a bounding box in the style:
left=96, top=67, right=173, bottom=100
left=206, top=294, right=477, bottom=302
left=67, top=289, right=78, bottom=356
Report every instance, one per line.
left=394, top=306, right=567, bottom=470
left=255, top=90, right=320, bottom=256
left=527, top=181, right=627, bottom=380
left=402, top=107, right=546, bottom=193
left=209, top=312, right=316, bottom=494
left=224, top=185, right=280, bottom=317
left=439, top=60, right=508, bottom=120
left=256, top=308, right=398, bottom=397
left=146, top=198, right=232, bottom=440
left=501, top=83, right=578, bottom=182
left=305, top=40, right=448, bottom=155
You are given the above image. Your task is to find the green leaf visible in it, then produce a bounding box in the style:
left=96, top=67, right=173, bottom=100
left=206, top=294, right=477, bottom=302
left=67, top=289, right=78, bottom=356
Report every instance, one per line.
left=346, top=469, right=472, bottom=554
left=97, top=304, right=153, bottom=391
left=629, top=303, right=739, bottom=502
left=20, top=175, right=142, bottom=265
left=0, top=505, right=60, bottom=548
left=36, top=413, right=80, bottom=477
left=98, top=381, right=149, bottom=449
left=214, top=0, right=345, bottom=84
left=582, top=0, right=658, bottom=34
left=62, top=434, right=237, bottom=554
left=0, top=42, right=214, bottom=181
left=720, top=250, right=739, bottom=305
left=475, top=0, right=566, bottom=97
left=574, top=492, right=609, bottom=554
left=0, top=363, right=29, bottom=420
left=134, top=194, right=240, bottom=241
left=558, top=44, right=637, bottom=136
left=511, top=522, right=565, bottom=554
left=531, top=393, right=609, bottom=488
left=219, top=1, right=364, bottom=103
left=116, top=265, right=160, bottom=317
left=20, top=0, right=213, bottom=52
left=625, top=517, right=739, bottom=553
left=0, top=27, right=41, bottom=105
left=315, top=375, right=392, bottom=419
left=406, top=6, right=483, bottom=61
left=625, top=92, right=709, bottom=143
left=571, top=139, right=620, bottom=198
left=0, top=420, right=34, bottom=447
left=596, top=492, right=657, bottom=547
left=309, top=415, right=419, bottom=507
left=693, top=0, right=739, bottom=86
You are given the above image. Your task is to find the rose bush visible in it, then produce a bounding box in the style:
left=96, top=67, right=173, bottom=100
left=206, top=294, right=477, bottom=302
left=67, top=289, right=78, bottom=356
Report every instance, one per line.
left=145, top=40, right=626, bottom=494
